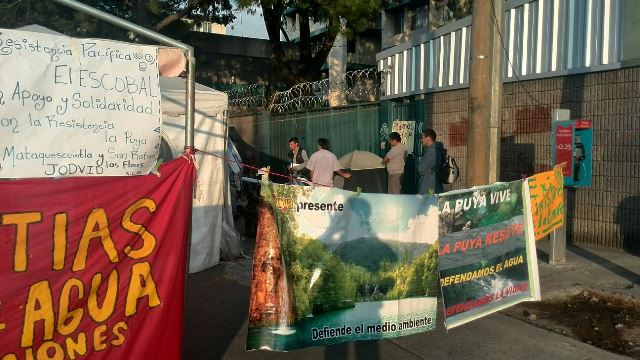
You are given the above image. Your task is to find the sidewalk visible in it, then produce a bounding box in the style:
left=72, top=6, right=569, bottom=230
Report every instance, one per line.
left=182, top=238, right=639, bottom=359
left=535, top=239, right=640, bottom=302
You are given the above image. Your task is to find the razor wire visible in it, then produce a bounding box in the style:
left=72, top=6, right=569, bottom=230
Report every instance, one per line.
left=268, top=68, right=383, bottom=113
left=222, top=84, right=267, bottom=112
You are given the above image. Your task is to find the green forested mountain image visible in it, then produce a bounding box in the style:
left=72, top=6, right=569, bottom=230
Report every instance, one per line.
left=284, top=230, right=439, bottom=320
left=333, top=238, right=430, bottom=272
left=262, top=183, right=439, bottom=321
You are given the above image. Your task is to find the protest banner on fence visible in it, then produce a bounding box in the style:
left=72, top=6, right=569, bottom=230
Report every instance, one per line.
left=438, top=180, right=540, bottom=329
left=0, top=28, right=162, bottom=178
left=391, top=120, right=416, bottom=154
left=0, top=157, right=194, bottom=359
left=528, top=166, right=565, bottom=240
left=247, top=184, right=439, bottom=351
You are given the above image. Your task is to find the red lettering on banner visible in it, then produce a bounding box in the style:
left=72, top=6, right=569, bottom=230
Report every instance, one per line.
left=484, top=223, right=524, bottom=246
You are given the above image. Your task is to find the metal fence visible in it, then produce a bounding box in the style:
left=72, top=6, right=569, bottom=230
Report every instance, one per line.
left=249, top=103, right=382, bottom=172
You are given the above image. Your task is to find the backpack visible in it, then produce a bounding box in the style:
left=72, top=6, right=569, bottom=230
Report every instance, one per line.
left=437, top=146, right=459, bottom=184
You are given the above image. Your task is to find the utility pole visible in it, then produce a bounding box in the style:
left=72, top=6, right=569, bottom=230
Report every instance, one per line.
left=489, top=0, right=504, bottom=184
left=467, top=0, right=503, bottom=186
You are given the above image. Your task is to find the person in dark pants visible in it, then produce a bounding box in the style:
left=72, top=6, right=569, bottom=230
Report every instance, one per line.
left=417, top=129, right=444, bottom=195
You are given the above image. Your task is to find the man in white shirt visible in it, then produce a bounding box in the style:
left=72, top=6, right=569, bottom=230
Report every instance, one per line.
left=383, top=131, right=407, bottom=194
left=306, top=138, right=351, bottom=187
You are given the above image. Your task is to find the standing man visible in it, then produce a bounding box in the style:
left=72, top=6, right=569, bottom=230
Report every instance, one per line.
left=306, top=138, right=351, bottom=187
left=287, top=137, right=309, bottom=180
left=418, top=129, right=444, bottom=195
left=383, top=132, right=407, bottom=194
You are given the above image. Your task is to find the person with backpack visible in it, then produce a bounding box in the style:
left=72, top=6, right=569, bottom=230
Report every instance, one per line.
left=417, top=129, right=444, bottom=195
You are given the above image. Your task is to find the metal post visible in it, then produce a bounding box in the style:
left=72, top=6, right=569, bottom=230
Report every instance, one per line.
left=549, top=188, right=568, bottom=265
left=185, top=55, right=196, bottom=150
left=488, top=0, right=504, bottom=184
left=51, top=0, right=196, bottom=150
left=549, top=109, right=571, bottom=265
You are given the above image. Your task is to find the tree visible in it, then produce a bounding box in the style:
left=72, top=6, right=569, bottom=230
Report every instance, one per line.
left=236, top=0, right=381, bottom=87
left=428, top=0, right=473, bottom=30
left=0, top=0, right=235, bottom=40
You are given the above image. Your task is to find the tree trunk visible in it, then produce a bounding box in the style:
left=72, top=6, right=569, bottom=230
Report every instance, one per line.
left=298, top=11, right=312, bottom=82
left=134, top=0, right=152, bottom=29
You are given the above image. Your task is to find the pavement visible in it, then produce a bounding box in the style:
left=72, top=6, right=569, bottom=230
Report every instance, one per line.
left=182, top=237, right=640, bottom=360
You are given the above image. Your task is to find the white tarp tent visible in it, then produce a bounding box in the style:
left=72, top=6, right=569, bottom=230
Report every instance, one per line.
left=338, top=150, right=385, bottom=170
left=334, top=150, right=387, bottom=193
left=17, top=25, right=240, bottom=272
left=160, top=77, right=242, bottom=273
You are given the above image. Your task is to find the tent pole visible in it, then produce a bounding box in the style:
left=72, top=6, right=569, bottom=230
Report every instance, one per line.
left=50, top=0, right=195, bottom=150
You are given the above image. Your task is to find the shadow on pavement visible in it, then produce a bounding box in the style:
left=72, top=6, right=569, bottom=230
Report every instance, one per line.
left=324, top=340, right=381, bottom=360
left=536, top=246, right=550, bottom=263
left=568, top=245, right=640, bottom=286
left=183, top=266, right=251, bottom=359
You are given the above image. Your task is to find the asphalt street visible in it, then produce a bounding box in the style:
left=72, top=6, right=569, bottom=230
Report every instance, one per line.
left=183, top=238, right=639, bottom=359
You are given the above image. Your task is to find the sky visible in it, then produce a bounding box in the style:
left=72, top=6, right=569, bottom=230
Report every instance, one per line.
left=295, top=187, right=439, bottom=245
left=226, top=7, right=268, bottom=39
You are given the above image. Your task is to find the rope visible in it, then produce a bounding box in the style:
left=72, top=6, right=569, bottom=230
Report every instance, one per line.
left=194, top=148, right=332, bottom=187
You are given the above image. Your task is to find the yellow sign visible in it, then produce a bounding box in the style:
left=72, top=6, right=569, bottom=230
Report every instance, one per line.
left=528, top=166, right=565, bottom=240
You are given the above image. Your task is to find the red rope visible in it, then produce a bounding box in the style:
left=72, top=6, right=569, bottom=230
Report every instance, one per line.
left=194, top=148, right=330, bottom=187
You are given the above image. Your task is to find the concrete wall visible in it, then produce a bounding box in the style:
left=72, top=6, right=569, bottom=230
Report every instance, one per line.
left=186, top=32, right=283, bottom=89
left=420, top=67, right=640, bottom=253
left=382, top=6, right=427, bottom=50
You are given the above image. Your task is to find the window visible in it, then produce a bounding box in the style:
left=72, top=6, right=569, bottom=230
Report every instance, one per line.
left=409, top=12, right=418, bottom=30
left=347, top=37, right=356, bottom=54
left=393, top=9, right=405, bottom=35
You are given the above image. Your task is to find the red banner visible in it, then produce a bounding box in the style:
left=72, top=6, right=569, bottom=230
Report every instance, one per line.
left=0, top=158, right=195, bottom=360
left=555, top=124, right=573, bottom=177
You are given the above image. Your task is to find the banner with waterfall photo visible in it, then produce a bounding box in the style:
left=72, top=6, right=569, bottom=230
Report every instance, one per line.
left=438, top=180, right=541, bottom=329
left=246, top=183, right=439, bottom=351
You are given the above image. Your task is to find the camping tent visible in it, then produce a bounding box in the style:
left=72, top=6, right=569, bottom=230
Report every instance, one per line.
left=334, top=150, right=387, bottom=193
left=160, top=77, right=242, bottom=273
left=17, top=25, right=240, bottom=272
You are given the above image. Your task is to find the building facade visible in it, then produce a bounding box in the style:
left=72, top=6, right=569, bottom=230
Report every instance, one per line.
left=376, top=0, right=640, bottom=252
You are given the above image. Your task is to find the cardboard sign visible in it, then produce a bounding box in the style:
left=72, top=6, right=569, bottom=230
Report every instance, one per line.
left=0, top=29, right=162, bottom=178
left=391, top=121, right=416, bottom=154
left=528, top=166, right=565, bottom=240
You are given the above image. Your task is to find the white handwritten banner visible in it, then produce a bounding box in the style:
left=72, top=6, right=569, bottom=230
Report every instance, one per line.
left=0, top=28, right=161, bottom=178
left=391, top=120, right=416, bottom=154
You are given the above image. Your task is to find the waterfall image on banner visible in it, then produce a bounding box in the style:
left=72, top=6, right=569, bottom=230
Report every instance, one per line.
left=247, top=183, right=440, bottom=351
